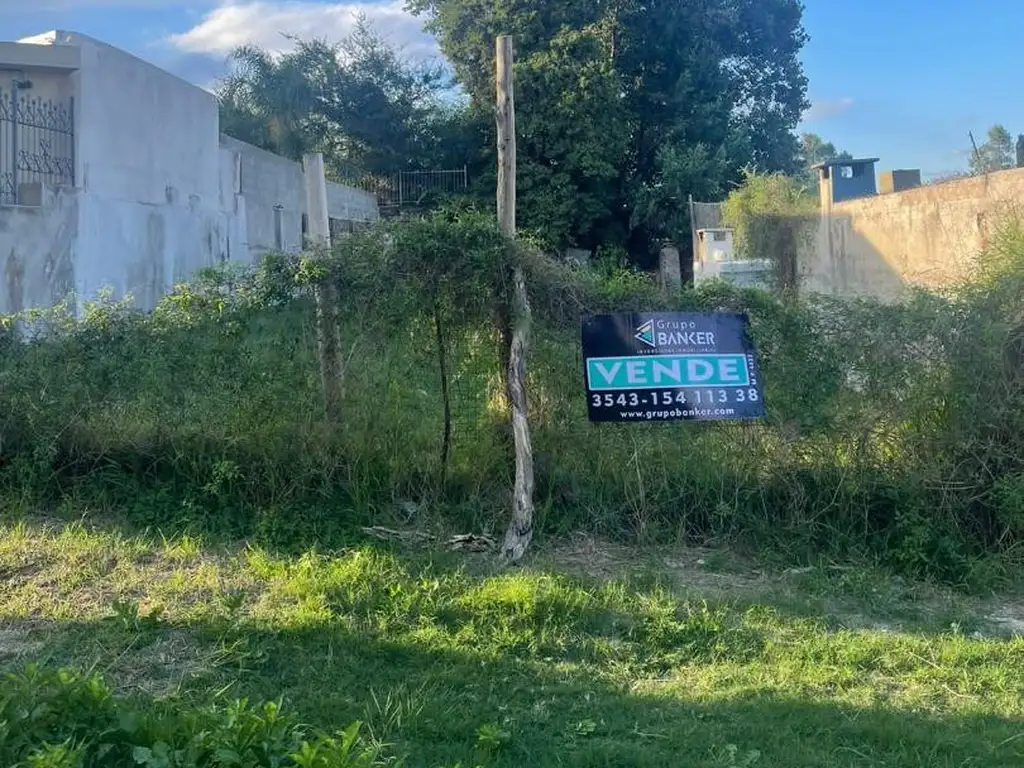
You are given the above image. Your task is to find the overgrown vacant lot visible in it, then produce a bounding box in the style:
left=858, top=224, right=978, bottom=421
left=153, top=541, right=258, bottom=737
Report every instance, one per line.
left=2, top=214, right=1023, bottom=764
left=2, top=519, right=1023, bottom=767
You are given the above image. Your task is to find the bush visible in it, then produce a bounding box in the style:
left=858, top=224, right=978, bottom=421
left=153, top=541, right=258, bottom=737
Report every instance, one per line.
left=1, top=208, right=1023, bottom=585
left=0, top=664, right=389, bottom=767
left=720, top=170, right=818, bottom=290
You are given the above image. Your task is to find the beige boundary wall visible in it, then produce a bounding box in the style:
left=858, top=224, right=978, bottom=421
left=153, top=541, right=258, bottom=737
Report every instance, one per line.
left=802, top=167, right=1024, bottom=302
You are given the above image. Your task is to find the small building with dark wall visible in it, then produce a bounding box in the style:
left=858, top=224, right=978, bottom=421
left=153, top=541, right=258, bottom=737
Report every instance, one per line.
left=812, top=157, right=880, bottom=206
left=878, top=169, right=922, bottom=194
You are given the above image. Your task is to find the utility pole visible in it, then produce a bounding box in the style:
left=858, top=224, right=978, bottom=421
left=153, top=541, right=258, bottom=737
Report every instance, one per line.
left=495, top=35, right=535, bottom=562
left=303, top=152, right=345, bottom=421
left=969, top=131, right=984, bottom=174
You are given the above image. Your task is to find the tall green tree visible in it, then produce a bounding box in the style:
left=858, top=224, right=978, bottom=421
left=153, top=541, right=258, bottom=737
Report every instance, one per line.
left=798, top=133, right=852, bottom=167
left=217, top=15, right=454, bottom=178
left=407, top=0, right=809, bottom=261
left=795, top=132, right=852, bottom=189
left=970, top=124, right=1015, bottom=174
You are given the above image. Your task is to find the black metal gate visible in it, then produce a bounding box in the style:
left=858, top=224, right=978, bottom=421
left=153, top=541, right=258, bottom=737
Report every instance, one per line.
left=0, top=84, right=75, bottom=205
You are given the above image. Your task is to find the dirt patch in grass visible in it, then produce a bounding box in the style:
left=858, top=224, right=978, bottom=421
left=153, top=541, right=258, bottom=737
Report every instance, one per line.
left=534, top=533, right=1024, bottom=637
left=0, top=626, right=44, bottom=661
left=983, top=604, right=1024, bottom=637
left=539, top=534, right=759, bottom=585
left=106, top=630, right=213, bottom=697
left=0, top=562, right=44, bottom=588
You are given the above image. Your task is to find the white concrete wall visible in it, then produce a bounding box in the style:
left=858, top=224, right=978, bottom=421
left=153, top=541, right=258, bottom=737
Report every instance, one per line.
left=75, top=193, right=236, bottom=310
left=2, top=30, right=378, bottom=315
left=14, top=32, right=229, bottom=311
left=695, top=259, right=773, bottom=289
left=220, top=135, right=305, bottom=258
left=5, top=70, right=74, bottom=107
left=68, top=32, right=221, bottom=205
left=220, top=135, right=379, bottom=260
left=326, top=178, right=378, bottom=224
left=0, top=189, right=77, bottom=315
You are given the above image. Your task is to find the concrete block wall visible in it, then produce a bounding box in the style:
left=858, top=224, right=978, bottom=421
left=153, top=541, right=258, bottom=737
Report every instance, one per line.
left=326, top=178, right=378, bottom=224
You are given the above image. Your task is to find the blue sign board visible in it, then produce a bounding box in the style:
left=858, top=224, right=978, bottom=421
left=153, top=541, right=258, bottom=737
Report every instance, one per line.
left=581, top=312, right=765, bottom=422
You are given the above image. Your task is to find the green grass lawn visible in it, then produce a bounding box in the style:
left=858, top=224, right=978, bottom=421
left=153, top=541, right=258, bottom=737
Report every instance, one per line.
left=2, top=518, right=1023, bottom=767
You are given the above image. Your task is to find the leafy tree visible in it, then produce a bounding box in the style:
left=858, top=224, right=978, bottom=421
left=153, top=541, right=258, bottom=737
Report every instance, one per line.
left=970, top=124, right=1015, bottom=174
left=631, top=142, right=733, bottom=251
left=798, top=133, right=852, bottom=167
left=407, top=0, right=810, bottom=262
left=794, top=133, right=852, bottom=189
left=217, top=15, right=454, bottom=178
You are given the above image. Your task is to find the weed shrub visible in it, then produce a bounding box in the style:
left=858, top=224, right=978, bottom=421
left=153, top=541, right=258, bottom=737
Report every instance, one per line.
left=720, top=171, right=818, bottom=289
left=0, top=664, right=388, bottom=767
left=1, top=209, right=1023, bottom=584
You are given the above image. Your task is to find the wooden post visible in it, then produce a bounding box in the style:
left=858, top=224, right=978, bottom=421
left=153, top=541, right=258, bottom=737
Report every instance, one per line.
left=497, top=36, right=516, bottom=236
left=496, top=35, right=535, bottom=562
left=302, top=152, right=344, bottom=421
left=688, top=193, right=698, bottom=286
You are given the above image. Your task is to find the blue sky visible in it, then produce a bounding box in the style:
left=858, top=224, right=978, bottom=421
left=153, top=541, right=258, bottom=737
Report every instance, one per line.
left=3, top=0, right=1021, bottom=179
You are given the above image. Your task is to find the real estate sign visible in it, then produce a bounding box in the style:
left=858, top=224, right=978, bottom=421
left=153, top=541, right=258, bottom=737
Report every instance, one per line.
left=581, top=312, right=765, bottom=423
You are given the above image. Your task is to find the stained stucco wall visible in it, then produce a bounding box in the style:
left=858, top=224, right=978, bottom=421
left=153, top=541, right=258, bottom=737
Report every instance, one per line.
left=12, top=32, right=231, bottom=312
left=0, top=189, right=77, bottom=315
left=220, top=135, right=305, bottom=259
left=803, top=167, right=1024, bottom=301
left=326, top=178, right=379, bottom=225
left=75, top=193, right=245, bottom=310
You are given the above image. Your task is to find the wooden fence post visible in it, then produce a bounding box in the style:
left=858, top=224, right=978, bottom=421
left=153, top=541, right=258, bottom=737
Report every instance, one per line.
left=303, top=152, right=345, bottom=421
left=496, top=35, right=536, bottom=562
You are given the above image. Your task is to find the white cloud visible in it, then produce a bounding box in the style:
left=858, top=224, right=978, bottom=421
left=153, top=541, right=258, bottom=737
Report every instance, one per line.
left=25, top=0, right=214, bottom=7
left=802, top=97, right=854, bottom=122
left=169, top=1, right=440, bottom=62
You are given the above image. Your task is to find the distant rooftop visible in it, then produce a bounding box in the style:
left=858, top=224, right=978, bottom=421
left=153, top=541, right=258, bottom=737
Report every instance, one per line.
left=810, top=157, right=880, bottom=170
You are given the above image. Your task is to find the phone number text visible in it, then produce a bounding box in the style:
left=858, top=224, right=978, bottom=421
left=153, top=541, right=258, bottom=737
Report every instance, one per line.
left=589, top=388, right=760, bottom=408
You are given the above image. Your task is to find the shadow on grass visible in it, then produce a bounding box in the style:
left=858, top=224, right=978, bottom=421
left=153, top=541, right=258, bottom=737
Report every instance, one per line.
left=2, top=612, right=1022, bottom=768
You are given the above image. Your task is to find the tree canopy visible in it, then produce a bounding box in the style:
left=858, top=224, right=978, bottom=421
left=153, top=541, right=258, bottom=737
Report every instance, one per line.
left=408, top=0, right=810, bottom=261
left=217, top=15, right=456, bottom=178
left=216, top=3, right=812, bottom=265
left=969, top=124, right=1016, bottom=175
left=794, top=132, right=852, bottom=189
left=797, top=133, right=852, bottom=167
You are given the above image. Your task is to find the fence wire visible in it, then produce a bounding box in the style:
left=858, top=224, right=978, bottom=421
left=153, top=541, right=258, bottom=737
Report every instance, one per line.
left=341, top=168, right=469, bottom=210
left=690, top=200, right=724, bottom=232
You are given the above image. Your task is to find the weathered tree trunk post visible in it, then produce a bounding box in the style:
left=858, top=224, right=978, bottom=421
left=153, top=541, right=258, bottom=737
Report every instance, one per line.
left=302, top=152, right=344, bottom=421
left=496, top=35, right=536, bottom=562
